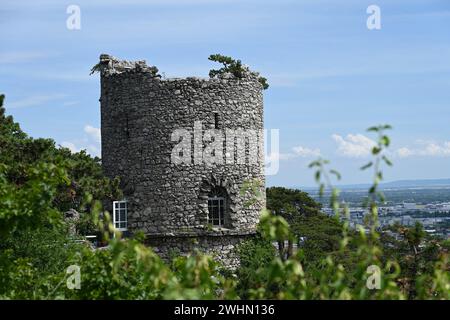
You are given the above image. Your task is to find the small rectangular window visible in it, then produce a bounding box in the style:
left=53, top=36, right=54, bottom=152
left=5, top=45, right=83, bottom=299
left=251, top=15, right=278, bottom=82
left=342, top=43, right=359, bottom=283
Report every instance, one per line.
left=113, top=200, right=128, bottom=231
left=208, top=197, right=225, bottom=227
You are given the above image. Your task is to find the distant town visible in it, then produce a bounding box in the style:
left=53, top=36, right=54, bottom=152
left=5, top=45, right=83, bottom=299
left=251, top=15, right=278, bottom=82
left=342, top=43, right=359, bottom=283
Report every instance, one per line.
left=307, top=180, right=450, bottom=239
left=321, top=201, right=450, bottom=238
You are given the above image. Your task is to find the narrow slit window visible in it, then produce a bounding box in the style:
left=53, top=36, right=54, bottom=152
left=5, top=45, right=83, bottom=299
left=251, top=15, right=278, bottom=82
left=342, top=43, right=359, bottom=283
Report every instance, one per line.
left=214, top=112, right=220, bottom=129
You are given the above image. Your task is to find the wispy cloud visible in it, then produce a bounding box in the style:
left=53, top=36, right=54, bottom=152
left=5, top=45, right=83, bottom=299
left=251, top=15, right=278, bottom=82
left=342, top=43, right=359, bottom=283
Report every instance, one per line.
left=267, top=59, right=450, bottom=87
left=62, top=101, right=79, bottom=107
left=0, top=51, right=53, bottom=64
left=0, top=68, right=94, bottom=82
left=7, top=94, right=67, bottom=109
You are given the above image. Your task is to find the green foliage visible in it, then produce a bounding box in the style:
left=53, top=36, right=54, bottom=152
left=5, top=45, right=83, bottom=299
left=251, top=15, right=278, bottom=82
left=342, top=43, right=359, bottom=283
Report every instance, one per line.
left=166, top=253, right=236, bottom=300
left=291, top=213, right=344, bottom=265
left=1, top=224, right=76, bottom=276
left=266, top=187, right=322, bottom=221
left=53, top=148, right=122, bottom=213
left=0, top=94, right=121, bottom=219
left=0, top=94, right=119, bottom=298
left=381, top=222, right=448, bottom=299
left=0, top=162, right=68, bottom=236
left=361, top=124, right=393, bottom=206
left=265, top=187, right=330, bottom=260
left=59, top=212, right=237, bottom=300
left=236, top=235, right=277, bottom=298
left=0, top=251, right=44, bottom=299
left=258, top=209, right=291, bottom=244
left=208, top=54, right=269, bottom=89
left=66, top=237, right=169, bottom=299
left=209, top=54, right=244, bottom=79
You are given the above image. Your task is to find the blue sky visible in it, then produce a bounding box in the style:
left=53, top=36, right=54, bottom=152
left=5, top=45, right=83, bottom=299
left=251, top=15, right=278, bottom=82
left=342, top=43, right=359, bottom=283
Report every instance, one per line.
left=1, top=0, right=449, bottom=187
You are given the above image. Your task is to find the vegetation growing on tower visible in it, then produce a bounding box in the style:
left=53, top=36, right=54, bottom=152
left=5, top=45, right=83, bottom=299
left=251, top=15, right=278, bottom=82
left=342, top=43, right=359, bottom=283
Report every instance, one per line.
left=208, top=54, right=269, bottom=90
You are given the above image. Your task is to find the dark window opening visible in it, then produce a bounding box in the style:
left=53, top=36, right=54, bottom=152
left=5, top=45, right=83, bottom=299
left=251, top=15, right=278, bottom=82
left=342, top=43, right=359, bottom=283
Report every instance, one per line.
left=207, top=186, right=229, bottom=228
left=214, top=112, right=220, bottom=129
left=208, top=197, right=225, bottom=227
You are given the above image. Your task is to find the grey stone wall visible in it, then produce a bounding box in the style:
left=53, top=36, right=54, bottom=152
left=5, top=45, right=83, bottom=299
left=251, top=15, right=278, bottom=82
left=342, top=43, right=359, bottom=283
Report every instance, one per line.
left=99, top=54, right=265, bottom=267
left=147, top=233, right=255, bottom=270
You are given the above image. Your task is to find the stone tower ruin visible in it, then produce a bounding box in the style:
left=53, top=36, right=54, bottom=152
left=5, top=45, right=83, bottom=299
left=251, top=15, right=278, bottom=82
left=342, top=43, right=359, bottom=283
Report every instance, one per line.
left=98, top=54, right=265, bottom=268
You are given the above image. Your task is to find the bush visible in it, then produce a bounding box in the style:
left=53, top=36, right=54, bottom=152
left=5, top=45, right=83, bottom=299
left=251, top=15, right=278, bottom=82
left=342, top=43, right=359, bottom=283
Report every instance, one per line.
left=236, top=235, right=277, bottom=298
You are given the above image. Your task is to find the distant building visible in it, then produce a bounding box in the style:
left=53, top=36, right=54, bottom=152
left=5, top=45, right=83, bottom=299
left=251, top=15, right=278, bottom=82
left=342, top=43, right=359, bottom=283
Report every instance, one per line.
left=403, top=202, right=417, bottom=210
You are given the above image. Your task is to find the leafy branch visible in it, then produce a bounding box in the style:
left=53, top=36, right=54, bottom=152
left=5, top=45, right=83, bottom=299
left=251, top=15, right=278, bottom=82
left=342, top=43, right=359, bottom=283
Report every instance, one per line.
left=361, top=124, right=393, bottom=231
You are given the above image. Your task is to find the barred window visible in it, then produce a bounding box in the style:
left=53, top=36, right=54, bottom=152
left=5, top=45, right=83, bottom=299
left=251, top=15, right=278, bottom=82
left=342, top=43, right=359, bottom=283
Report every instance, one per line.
left=208, top=196, right=225, bottom=227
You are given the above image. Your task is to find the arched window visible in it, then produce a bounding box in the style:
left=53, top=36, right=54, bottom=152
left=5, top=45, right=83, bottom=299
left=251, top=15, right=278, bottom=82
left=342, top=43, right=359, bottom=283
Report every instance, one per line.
left=207, top=187, right=228, bottom=228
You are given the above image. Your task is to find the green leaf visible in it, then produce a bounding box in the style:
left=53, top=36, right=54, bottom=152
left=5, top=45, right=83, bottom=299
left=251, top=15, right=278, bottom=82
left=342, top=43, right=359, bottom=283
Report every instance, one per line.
left=381, top=135, right=390, bottom=147
left=361, top=162, right=373, bottom=170
left=372, top=147, right=381, bottom=155
left=330, top=170, right=341, bottom=181
left=315, top=171, right=321, bottom=183
left=382, top=155, right=393, bottom=166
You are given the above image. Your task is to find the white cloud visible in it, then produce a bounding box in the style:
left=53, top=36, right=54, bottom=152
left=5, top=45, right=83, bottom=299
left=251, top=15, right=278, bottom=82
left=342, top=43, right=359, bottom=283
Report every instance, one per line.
left=267, top=145, right=321, bottom=163
left=292, top=146, right=321, bottom=158
left=332, top=133, right=376, bottom=158
left=265, top=152, right=286, bottom=163
left=61, top=141, right=101, bottom=157
left=86, top=144, right=101, bottom=157
left=61, top=141, right=80, bottom=153
left=396, top=140, right=450, bottom=158
left=60, top=125, right=101, bottom=157
left=84, top=125, right=101, bottom=143
left=397, top=147, right=414, bottom=158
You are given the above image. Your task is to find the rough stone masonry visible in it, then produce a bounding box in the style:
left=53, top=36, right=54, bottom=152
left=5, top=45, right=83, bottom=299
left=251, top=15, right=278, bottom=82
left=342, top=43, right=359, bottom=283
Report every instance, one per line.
left=98, top=54, right=265, bottom=268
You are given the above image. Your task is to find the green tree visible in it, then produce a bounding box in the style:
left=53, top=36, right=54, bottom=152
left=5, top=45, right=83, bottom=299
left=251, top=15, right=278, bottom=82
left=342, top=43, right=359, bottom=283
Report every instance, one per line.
left=266, top=187, right=324, bottom=259
left=0, top=94, right=121, bottom=230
